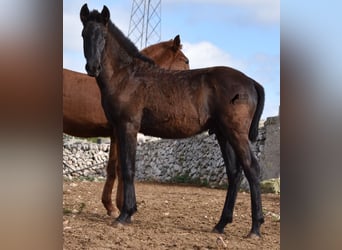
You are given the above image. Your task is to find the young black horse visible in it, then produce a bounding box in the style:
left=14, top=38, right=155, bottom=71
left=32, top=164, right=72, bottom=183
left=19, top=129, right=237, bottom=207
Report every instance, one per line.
left=80, top=4, right=265, bottom=238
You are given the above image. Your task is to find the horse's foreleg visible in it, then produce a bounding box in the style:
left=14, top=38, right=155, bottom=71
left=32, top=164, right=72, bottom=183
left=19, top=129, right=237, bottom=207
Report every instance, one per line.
left=101, top=135, right=119, bottom=216
left=115, top=122, right=138, bottom=224
left=115, top=147, right=124, bottom=212
left=213, top=136, right=242, bottom=233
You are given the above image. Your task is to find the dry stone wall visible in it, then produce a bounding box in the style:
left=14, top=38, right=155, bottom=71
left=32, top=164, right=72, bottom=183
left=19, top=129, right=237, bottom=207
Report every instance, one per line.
left=63, top=116, right=279, bottom=190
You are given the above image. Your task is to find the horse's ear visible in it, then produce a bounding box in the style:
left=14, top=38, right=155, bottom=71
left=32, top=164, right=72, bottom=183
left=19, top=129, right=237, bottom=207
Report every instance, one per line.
left=80, top=4, right=89, bottom=24
left=101, top=5, right=110, bottom=24
left=173, top=35, right=181, bottom=51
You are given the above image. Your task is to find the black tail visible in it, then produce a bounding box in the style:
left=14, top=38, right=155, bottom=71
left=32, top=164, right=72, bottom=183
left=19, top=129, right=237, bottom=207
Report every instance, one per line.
left=249, top=80, right=265, bottom=142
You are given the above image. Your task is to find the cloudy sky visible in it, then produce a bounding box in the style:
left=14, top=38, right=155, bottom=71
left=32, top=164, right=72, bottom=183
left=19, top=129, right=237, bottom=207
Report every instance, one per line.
left=63, top=0, right=279, bottom=119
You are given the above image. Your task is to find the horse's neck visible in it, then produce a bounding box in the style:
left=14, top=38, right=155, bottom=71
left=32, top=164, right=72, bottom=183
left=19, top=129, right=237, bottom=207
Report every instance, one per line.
left=97, top=52, right=132, bottom=96
left=98, top=34, right=156, bottom=93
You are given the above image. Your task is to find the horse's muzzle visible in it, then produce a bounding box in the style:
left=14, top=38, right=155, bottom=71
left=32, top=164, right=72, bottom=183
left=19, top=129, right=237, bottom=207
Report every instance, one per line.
left=85, top=63, right=102, bottom=77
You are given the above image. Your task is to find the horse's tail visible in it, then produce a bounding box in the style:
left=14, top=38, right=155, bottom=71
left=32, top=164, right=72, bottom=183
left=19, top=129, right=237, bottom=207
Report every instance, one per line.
left=249, top=80, right=265, bottom=142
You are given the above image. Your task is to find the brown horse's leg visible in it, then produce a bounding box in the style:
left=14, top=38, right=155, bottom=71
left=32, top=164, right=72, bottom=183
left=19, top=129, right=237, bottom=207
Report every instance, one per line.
left=114, top=122, right=138, bottom=224
left=213, top=135, right=242, bottom=234
left=230, top=136, right=264, bottom=238
left=101, top=135, right=119, bottom=216
left=245, top=152, right=264, bottom=238
left=115, top=148, right=124, bottom=212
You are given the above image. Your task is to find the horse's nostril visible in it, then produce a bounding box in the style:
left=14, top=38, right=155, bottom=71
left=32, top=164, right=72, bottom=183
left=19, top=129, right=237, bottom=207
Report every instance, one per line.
left=85, top=63, right=90, bottom=72
left=185, top=59, right=189, bottom=64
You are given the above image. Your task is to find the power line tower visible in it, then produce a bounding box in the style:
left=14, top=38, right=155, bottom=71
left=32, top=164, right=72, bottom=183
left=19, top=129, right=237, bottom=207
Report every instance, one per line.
left=128, top=0, right=161, bottom=50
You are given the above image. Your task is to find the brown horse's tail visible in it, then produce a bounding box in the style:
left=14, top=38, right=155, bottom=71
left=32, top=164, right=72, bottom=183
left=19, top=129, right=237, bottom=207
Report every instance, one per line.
left=249, top=80, right=265, bottom=142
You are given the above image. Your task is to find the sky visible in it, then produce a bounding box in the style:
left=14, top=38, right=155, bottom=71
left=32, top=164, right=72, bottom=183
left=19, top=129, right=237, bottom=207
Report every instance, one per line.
left=63, top=0, right=279, bottom=119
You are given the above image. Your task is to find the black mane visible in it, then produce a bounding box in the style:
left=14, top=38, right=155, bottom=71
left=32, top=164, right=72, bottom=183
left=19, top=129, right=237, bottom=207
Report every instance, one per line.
left=108, top=21, right=155, bottom=65
left=88, top=10, right=155, bottom=65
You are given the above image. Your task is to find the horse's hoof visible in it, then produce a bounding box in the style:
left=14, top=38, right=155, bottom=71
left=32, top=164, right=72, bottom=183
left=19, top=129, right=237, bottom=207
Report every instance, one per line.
left=246, top=232, right=261, bottom=239
left=125, top=217, right=132, bottom=223
left=212, top=227, right=224, bottom=234
left=115, top=214, right=132, bottom=224
left=107, top=209, right=120, bottom=218
left=102, top=202, right=114, bottom=216
left=111, top=220, right=125, bottom=228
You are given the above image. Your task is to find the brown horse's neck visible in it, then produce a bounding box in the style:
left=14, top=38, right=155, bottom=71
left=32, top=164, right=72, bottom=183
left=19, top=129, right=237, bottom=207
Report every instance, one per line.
left=106, top=34, right=131, bottom=67
left=141, top=42, right=176, bottom=70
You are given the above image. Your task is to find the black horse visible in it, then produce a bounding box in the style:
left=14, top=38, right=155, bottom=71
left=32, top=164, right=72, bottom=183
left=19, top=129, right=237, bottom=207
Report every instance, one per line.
left=80, top=4, right=265, bottom=238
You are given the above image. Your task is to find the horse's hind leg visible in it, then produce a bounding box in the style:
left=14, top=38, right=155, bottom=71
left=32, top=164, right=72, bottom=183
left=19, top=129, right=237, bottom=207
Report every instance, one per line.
left=245, top=152, right=264, bottom=238
left=213, top=134, right=243, bottom=233
left=101, top=135, right=120, bottom=216
left=228, top=135, right=264, bottom=238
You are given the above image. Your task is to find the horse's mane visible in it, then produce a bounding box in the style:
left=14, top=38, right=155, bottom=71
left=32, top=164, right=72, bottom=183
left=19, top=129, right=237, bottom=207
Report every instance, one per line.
left=87, top=10, right=155, bottom=65
left=108, top=21, right=155, bottom=65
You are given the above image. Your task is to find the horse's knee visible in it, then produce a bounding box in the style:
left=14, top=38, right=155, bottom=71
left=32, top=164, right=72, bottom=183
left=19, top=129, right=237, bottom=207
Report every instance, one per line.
left=122, top=168, right=135, bottom=183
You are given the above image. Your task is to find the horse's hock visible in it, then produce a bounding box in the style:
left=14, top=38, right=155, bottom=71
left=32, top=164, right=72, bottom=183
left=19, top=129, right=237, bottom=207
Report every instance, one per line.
left=63, top=116, right=280, bottom=192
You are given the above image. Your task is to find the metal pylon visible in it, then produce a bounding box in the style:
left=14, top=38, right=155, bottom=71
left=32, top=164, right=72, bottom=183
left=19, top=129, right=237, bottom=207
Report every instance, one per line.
left=128, top=0, right=161, bottom=50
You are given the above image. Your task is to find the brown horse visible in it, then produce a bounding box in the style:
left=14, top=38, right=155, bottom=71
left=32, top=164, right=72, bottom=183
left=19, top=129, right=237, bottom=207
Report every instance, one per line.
left=63, top=36, right=189, bottom=216
left=80, top=4, right=265, bottom=238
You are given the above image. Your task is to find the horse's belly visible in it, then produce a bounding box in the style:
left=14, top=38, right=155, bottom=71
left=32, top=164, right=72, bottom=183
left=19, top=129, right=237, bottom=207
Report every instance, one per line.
left=140, top=111, right=207, bottom=139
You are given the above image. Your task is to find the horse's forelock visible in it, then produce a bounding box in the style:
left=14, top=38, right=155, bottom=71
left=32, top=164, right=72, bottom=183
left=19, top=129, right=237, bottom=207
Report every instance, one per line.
left=86, top=10, right=107, bottom=24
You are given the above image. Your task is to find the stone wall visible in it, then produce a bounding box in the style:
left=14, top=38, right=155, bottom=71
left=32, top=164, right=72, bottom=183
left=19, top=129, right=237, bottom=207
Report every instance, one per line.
left=63, top=142, right=109, bottom=179
left=258, top=116, right=280, bottom=180
left=63, top=116, right=280, bottom=190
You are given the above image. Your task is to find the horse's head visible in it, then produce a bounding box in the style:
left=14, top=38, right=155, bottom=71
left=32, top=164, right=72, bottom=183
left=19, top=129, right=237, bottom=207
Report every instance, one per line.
left=141, top=35, right=190, bottom=70
left=80, top=4, right=110, bottom=77
left=169, top=35, right=190, bottom=70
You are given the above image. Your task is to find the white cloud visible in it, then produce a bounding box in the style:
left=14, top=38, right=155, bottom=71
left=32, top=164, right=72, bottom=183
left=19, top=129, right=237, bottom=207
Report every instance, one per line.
left=182, top=41, right=245, bottom=70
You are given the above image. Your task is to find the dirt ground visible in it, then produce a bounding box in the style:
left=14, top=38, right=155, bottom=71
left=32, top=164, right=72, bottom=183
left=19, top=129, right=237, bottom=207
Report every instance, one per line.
left=63, top=180, right=280, bottom=249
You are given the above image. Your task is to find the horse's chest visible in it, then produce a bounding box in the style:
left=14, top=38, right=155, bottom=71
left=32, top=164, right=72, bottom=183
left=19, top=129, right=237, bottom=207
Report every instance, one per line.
left=101, top=92, right=142, bottom=122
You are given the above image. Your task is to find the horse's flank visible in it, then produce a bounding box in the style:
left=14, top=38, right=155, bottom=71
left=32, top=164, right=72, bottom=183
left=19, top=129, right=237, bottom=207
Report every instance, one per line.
left=63, top=69, right=111, bottom=137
